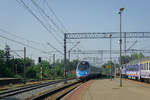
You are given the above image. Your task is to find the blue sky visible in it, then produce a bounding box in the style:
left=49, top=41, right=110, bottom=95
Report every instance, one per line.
left=0, top=0, right=150, bottom=64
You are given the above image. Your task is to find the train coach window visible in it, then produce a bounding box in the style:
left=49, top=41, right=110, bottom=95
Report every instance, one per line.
left=146, top=63, right=149, bottom=70
left=81, top=61, right=88, bottom=65
left=78, top=65, right=89, bottom=71
left=142, top=64, right=144, bottom=70
left=78, top=62, right=89, bottom=71
left=143, top=64, right=145, bottom=70
left=145, top=63, right=146, bottom=70
left=141, top=64, right=143, bottom=70
left=149, top=62, right=150, bottom=70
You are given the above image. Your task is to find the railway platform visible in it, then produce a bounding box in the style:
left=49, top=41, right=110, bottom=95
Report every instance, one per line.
left=63, top=78, right=150, bottom=100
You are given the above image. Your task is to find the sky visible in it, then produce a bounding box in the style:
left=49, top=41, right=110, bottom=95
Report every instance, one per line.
left=0, top=0, right=150, bottom=65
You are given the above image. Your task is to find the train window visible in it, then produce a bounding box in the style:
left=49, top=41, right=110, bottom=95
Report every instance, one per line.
left=149, top=62, right=150, bottom=70
left=143, top=64, right=145, bottom=70
left=78, top=62, right=89, bottom=71
left=144, top=63, right=147, bottom=70
left=146, top=63, right=149, bottom=70
left=146, top=63, right=148, bottom=70
left=141, top=64, right=143, bottom=70
left=127, top=65, right=138, bottom=71
left=142, top=64, right=144, bottom=70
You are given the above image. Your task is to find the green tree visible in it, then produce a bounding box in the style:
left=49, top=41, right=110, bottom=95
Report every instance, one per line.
left=26, top=67, right=36, bottom=78
left=0, top=50, right=7, bottom=77
left=41, top=60, right=50, bottom=79
left=118, top=53, right=144, bottom=65
left=119, top=55, right=130, bottom=64
left=130, top=52, right=144, bottom=60
left=26, top=57, right=34, bottom=67
left=0, top=48, right=14, bottom=77
left=13, top=58, right=24, bottom=74
left=5, top=44, right=11, bottom=62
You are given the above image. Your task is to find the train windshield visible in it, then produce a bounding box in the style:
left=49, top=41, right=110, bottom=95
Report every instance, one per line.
left=78, top=61, right=89, bottom=71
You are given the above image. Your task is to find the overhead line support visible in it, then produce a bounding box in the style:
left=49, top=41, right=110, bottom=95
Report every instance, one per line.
left=65, top=32, right=150, bottom=39
left=24, top=47, right=26, bottom=84
left=64, top=33, right=67, bottom=84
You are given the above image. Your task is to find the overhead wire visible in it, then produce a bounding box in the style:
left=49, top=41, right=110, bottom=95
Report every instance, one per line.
left=30, top=0, right=82, bottom=56
left=16, top=0, right=63, bottom=46
left=0, top=29, right=63, bottom=55
left=30, top=0, right=64, bottom=40
left=47, top=42, right=63, bottom=55
left=0, top=34, right=48, bottom=54
left=43, top=0, right=86, bottom=53
left=0, top=28, right=44, bottom=45
left=11, top=51, right=23, bottom=58
left=68, top=41, right=80, bottom=52
left=43, top=0, right=85, bottom=52
left=30, top=0, right=64, bottom=36
left=45, top=0, right=68, bottom=33
left=44, top=1, right=81, bottom=44
left=0, top=28, right=59, bottom=58
left=136, top=38, right=150, bottom=51
left=44, top=1, right=76, bottom=49
left=16, top=0, right=85, bottom=60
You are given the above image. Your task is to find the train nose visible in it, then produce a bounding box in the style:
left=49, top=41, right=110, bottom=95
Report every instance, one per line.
left=80, top=71, right=88, bottom=76
left=77, top=71, right=87, bottom=76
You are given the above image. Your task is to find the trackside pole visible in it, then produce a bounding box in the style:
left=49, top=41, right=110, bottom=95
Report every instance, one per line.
left=24, top=47, right=26, bottom=84
left=119, top=8, right=124, bottom=87
left=53, top=54, right=55, bottom=80
left=38, top=57, right=42, bottom=80
left=64, top=33, right=67, bottom=83
left=40, top=64, right=42, bottom=80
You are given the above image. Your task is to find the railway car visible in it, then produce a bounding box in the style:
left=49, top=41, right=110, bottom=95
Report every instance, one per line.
left=76, top=61, right=91, bottom=80
left=125, top=60, right=141, bottom=80
left=124, top=57, right=150, bottom=82
left=140, top=60, right=150, bottom=81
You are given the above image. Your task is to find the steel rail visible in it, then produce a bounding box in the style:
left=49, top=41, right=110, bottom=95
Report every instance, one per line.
left=30, top=81, right=81, bottom=100
left=0, top=78, right=74, bottom=99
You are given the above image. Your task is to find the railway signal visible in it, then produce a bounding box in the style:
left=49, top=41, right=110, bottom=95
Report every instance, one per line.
left=38, top=57, right=41, bottom=63
left=38, top=57, right=42, bottom=80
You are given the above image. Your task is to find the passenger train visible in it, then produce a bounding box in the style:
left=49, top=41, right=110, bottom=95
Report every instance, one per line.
left=76, top=61, right=101, bottom=80
left=123, top=57, right=150, bottom=82
left=76, top=61, right=91, bottom=80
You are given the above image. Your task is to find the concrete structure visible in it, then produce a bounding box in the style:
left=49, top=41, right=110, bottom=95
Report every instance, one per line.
left=63, top=79, right=150, bottom=100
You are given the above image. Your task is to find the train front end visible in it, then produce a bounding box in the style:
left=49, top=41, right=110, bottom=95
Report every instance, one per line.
left=76, top=61, right=91, bottom=80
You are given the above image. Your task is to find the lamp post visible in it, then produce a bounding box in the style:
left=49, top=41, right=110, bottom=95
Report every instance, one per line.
left=118, top=8, right=124, bottom=87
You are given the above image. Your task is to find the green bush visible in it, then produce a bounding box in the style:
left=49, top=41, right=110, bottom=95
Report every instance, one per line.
left=26, top=67, right=36, bottom=78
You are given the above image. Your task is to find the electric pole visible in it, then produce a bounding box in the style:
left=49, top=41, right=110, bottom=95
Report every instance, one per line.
left=64, top=34, right=67, bottom=83
left=110, top=34, right=112, bottom=80
left=118, top=8, right=124, bottom=87
left=53, top=54, right=55, bottom=80
left=24, top=47, right=26, bottom=84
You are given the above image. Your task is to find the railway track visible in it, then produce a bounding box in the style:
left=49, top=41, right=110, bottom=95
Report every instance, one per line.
left=0, top=78, right=75, bottom=100
left=27, top=80, right=82, bottom=100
